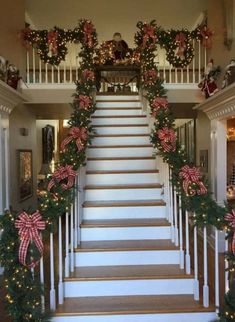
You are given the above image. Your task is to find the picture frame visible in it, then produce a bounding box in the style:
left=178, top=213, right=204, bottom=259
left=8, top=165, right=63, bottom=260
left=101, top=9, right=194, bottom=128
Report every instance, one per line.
left=18, top=149, right=33, bottom=202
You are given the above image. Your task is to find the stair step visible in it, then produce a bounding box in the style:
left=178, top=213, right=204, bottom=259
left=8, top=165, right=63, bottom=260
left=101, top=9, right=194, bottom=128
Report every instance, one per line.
left=86, top=169, right=158, bottom=174
left=93, top=134, right=149, bottom=137
left=92, top=115, right=146, bottom=118
left=96, top=101, right=142, bottom=108
left=94, top=124, right=148, bottom=127
left=92, top=116, right=147, bottom=125
left=87, top=145, right=153, bottom=158
left=87, top=156, right=155, bottom=160
left=81, top=218, right=168, bottom=228
left=66, top=265, right=192, bottom=281
left=83, top=199, right=165, bottom=208
left=89, top=144, right=152, bottom=148
left=84, top=183, right=162, bottom=190
left=54, top=295, right=215, bottom=321
left=92, top=135, right=150, bottom=145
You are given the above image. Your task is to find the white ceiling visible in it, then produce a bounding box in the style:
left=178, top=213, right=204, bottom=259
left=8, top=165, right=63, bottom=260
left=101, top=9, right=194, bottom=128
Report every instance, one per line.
left=25, top=0, right=208, bottom=46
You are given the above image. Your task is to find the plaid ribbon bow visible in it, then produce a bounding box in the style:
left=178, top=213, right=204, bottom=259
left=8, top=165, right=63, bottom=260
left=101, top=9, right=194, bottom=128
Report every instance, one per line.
left=47, top=31, right=58, bottom=55
left=175, top=32, right=186, bottom=57
left=151, top=97, right=168, bottom=117
left=142, top=24, right=157, bottom=48
left=225, top=210, right=235, bottom=255
left=157, top=127, right=176, bottom=152
left=76, top=95, right=92, bottom=109
left=15, top=211, right=45, bottom=268
left=83, top=21, right=95, bottom=48
left=61, top=127, right=88, bottom=151
left=47, top=165, right=77, bottom=191
left=179, top=165, right=207, bottom=196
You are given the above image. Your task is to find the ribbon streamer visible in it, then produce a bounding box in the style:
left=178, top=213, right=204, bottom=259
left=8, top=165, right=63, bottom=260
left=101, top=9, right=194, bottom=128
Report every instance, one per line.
left=61, top=127, right=88, bottom=151
left=157, top=127, right=176, bottom=152
left=179, top=165, right=207, bottom=196
left=48, top=165, right=77, bottom=191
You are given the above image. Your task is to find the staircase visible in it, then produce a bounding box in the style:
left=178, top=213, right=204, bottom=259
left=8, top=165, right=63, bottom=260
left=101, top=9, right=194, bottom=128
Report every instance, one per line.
left=53, top=94, right=216, bottom=322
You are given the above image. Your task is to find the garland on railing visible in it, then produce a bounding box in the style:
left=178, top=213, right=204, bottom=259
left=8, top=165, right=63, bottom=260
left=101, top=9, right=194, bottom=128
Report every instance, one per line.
left=135, top=20, right=234, bottom=321
left=21, top=20, right=213, bottom=68
left=0, top=19, right=97, bottom=322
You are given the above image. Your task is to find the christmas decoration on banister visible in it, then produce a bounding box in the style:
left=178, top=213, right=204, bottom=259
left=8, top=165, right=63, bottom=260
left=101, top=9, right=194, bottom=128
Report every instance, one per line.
left=0, top=19, right=97, bottom=322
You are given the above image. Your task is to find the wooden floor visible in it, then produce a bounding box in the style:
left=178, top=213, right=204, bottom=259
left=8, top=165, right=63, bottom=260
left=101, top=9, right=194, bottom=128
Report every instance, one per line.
left=55, top=295, right=214, bottom=316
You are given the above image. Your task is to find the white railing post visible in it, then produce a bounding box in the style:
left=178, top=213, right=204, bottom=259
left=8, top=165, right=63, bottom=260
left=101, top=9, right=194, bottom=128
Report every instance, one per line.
left=214, top=228, right=219, bottom=312
left=198, top=41, right=201, bottom=83
left=39, top=59, right=42, bottom=83
left=192, top=39, right=196, bottom=83
left=74, top=183, right=78, bottom=248
left=45, top=63, right=48, bottom=84
left=39, top=255, right=45, bottom=312
left=70, top=204, right=75, bottom=273
left=32, top=48, right=36, bottom=83
left=225, top=238, right=229, bottom=293
left=169, top=169, right=175, bottom=242
left=26, top=51, right=30, bottom=83
left=178, top=195, right=184, bottom=269
left=173, top=188, right=179, bottom=246
left=194, top=225, right=199, bottom=300
left=203, top=226, right=209, bottom=307
left=65, top=211, right=69, bottom=277
left=58, top=216, right=64, bottom=305
left=77, top=174, right=81, bottom=245
left=49, top=232, right=56, bottom=311
left=185, top=210, right=191, bottom=274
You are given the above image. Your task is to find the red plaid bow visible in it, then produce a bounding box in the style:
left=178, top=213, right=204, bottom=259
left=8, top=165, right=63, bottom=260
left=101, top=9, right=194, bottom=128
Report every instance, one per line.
left=15, top=211, right=45, bottom=268
left=225, top=210, right=235, bottom=255
left=82, top=69, right=95, bottom=81
left=143, top=69, right=158, bottom=86
left=48, top=165, right=77, bottom=191
left=76, top=95, right=92, bottom=109
left=175, top=32, right=186, bottom=57
left=61, top=127, right=88, bottom=151
left=200, top=26, right=213, bottom=49
left=83, top=21, right=95, bottom=48
left=157, top=127, right=176, bottom=152
left=47, top=31, right=58, bottom=55
left=151, top=97, right=168, bottom=117
left=143, top=24, right=157, bottom=48
left=179, top=165, right=207, bottom=196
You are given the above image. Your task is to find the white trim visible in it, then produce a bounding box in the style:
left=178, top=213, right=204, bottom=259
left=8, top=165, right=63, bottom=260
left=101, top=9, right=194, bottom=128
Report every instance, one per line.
left=0, top=80, right=27, bottom=113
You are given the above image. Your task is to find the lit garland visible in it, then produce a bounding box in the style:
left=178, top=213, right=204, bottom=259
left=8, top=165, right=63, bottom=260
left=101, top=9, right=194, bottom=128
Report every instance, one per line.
left=0, top=19, right=97, bottom=322
left=135, top=20, right=233, bottom=322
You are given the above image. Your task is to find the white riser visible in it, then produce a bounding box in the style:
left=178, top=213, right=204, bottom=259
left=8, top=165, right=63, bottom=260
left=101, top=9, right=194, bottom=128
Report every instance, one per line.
left=94, top=126, right=149, bottom=135
left=96, top=102, right=141, bottom=108
left=84, top=187, right=162, bottom=201
left=87, top=159, right=156, bottom=171
left=92, top=136, right=149, bottom=145
left=81, top=226, right=171, bottom=241
left=86, top=173, right=159, bottom=185
left=64, top=278, right=194, bottom=297
left=83, top=205, right=166, bottom=220
left=96, top=95, right=140, bottom=101
left=91, top=117, right=147, bottom=125
left=75, top=250, right=180, bottom=266
left=87, top=147, right=153, bottom=158
left=53, top=312, right=217, bottom=322
left=94, top=109, right=142, bottom=116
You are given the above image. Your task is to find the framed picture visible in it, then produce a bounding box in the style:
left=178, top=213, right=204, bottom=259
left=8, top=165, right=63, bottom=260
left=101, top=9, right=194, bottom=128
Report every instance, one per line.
left=18, top=150, right=33, bottom=202
left=199, top=149, right=208, bottom=173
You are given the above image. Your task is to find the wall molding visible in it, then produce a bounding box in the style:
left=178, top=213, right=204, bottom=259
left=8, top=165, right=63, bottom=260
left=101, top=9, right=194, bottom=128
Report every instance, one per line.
left=194, top=83, right=235, bottom=120
left=0, top=80, right=27, bottom=114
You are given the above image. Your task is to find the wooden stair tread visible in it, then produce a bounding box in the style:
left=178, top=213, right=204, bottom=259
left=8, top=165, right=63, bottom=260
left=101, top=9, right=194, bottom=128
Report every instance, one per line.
left=83, top=199, right=166, bottom=208
left=93, top=124, right=148, bottom=127
left=81, top=218, right=169, bottom=228
left=56, top=295, right=214, bottom=316
left=93, top=133, right=149, bottom=137
left=65, top=265, right=193, bottom=281
left=75, top=239, right=177, bottom=252
left=96, top=107, right=142, bottom=110
left=84, top=183, right=162, bottom=190
left=87, top=156, right=155, bottom=161
left=89, top=144, right=152, bottom=148
left=92, top=115, right=146, bottom=118
left=86, top=169, right=159, bottom=174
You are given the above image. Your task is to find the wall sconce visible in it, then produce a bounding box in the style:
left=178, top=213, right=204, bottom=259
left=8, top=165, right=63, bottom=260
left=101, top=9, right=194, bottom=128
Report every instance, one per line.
left=20, top=128, right=29, bottom=136
left=227, top=127, right=235, bottom=141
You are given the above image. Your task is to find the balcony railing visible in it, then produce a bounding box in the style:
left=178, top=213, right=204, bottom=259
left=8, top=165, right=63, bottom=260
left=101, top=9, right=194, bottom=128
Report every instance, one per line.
left=25, top=41, right=207, bottom=86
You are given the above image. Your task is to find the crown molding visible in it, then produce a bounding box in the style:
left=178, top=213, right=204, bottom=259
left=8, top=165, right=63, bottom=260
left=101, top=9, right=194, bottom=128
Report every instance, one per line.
left=194, top=83, right=235, bottom=120
left=0, top=80, right=28, bottom=114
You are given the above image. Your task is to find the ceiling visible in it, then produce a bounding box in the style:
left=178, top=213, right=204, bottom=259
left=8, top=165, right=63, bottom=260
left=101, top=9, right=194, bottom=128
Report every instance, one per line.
left=25, top=0, right=208, bottom=46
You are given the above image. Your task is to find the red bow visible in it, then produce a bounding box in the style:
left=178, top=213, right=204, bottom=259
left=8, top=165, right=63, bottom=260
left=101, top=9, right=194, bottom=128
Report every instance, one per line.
left=83, top=21, right=95, bottom=48
left=82, top=69, right=95, bottom=81
left=143, top=24, right=157, bottom=48
left=76, top=95, right=92, bottom=109
left=15, top=211, right=45, bottom=268
left=143, top=69, right=158, bottom=85
left=151, top=97, right=168, bottom=117
left=157, top=127, right=176, bottom=152
left=179, top=165, right=207, bottom=196
left=200, top=26, right=213, bottom=49
left=225, top=209, right=235, bottom=255
left=61, top=127, right=88, bottom=151
left=19, top=27, right=32, bottom=49
left=48, top=165, right=77, bottom=191
left=175, top=32, right=186, bottom=57
left=47, top=31, right=58, bottom=55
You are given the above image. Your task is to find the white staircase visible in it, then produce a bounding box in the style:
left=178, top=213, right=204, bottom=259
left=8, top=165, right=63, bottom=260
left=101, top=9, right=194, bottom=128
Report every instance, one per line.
left=53, top=94, right=216, bottom=322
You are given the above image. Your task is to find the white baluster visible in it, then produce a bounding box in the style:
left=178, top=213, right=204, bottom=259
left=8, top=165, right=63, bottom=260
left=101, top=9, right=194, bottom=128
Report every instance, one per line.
left=70, top=205, right=74, bottom=272
left=169, top=65, right=172, bottom=83
left=186, top=65, right=189, bottom=84
left=225, top=238, right=229, bottom=293
left=77, top=173, right=81, bottom=245
left=3, top=128, right=9, bottom=209
left=69, top=61, right=72, bottom=84
left=169, top=170, right=175, bottom=242
left=185, top=210, right=191, bottom=274
left=50, top=233, right=56, bottom=311
left=163, top=49, right=166, bottom=82
left=45, top=63, right=48, bottom=84
left=204, top=47, right=207, bottom=72
left=40, top=256, right=45, bottom=312
left=175, top=68, right=178, bottom=83
left=39, top=60, right=42, bottom=84
left=198, top=41, right=201, bottom=83
left=194, top=225, right=199, bottom=300
left=214, top=228, right=219, bottom=312
left=75, top=56, right=78, bottom=81
left=192, top=39, right=195, bottom=83
left=203, top=226, right=209, bottom=307
left=26, top=51, right=30, bottom=83
left=63, top=61, right=66, bottom=83
left=74, top=185, right=78, bottom=248
left=180, top=68, right=183, bottom=83
left=51, top=65, right=54, bottom=84
left=65, top=211, right=69, bottom=277
left=173, top=188, right=179, bottom=246
left=58, top=216, right=64, bottom=304
left=178, top=195, right=184, bottom=269
left=32, top=48, right=36, bottom=83
left=57, top=66, right=61, bottom=84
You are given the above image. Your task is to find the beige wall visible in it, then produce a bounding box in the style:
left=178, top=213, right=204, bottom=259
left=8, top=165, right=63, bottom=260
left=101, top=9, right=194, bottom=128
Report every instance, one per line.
left=0, top=0, right=25, bottom=73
